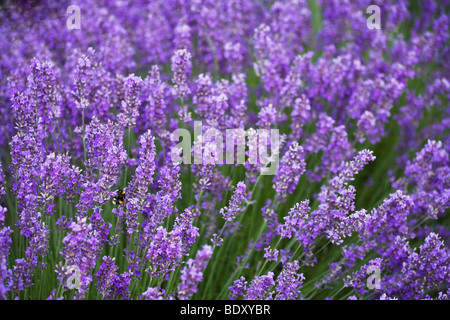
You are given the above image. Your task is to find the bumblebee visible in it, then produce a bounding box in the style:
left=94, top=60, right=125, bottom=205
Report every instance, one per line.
left=113, top=189, right=126, bottom=205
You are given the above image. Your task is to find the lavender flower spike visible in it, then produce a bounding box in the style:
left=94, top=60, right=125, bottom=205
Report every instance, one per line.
left=171, top=49, right=192, bottom=99
left=244, top=272, right=275, bottom=300
left=280, top=200, right=310, bottom=239
left=177, top=244, right=213, bottom=300
left=272, top=261, right=305, bottom=300
left=0, top=206, right=13, bottom=299
left=0, top=163, right=5, bottom=196
left=220, top=181, right=247, bottom=222
left=273, top=142, right=306, bottom=202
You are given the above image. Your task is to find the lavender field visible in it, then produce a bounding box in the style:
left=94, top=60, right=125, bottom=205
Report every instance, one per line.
left=0, top=0, right=449, bottom=301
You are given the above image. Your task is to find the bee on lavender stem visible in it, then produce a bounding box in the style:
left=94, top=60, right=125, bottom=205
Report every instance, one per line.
left=112, top=188, right=126, bottom=205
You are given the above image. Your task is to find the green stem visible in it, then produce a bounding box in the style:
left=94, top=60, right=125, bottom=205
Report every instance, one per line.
left=330, top=285, right=346, bottom=300
left=199, top=221, right=229, bottom=298
left=123, top=127, right=132, bottom=188
left=218, top=220, right=267, bottom=299
left=81, top=110, right=88, bottom=168
left=257, top=237, right=282, bottom=277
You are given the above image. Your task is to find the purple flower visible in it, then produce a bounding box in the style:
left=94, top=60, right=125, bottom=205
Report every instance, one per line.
left=220, top=181, right=247, bottom=222
left=0, top=206, right=13, bottom=300
left=256, top=200, right=280, bottom=250
left=118, top=74, right=143, bottom=129
left=253, top=24, right=289, bottom=96
left=0, top=163, right=5, bottom=196
left=59, top=214, right=110, bottom=299
left=229, top=276, right=247, bottom=300
left=0, top=0, right=449, bottom=302
left=379, top=293, right=398, bottom=300
left=76, top=116, right=127, bottom=213
left=361, top=190, right=412, bottom=245
left=96, top=256, right=118, bottom=298
left=39, top=153, right=81, bottom=214
left=244, top=272, right=275, bottom=300
left=257, top=103, right=277, bottom=129
left=141, top=66, right=167, bottom=136
left=174, top=18, right=191, bottom=51
left=289, top=94, right=311, bottom=141
left=395, top=232, right=450, bottom=299
left=280, top=200, right=310, bottom=239
left=144, top=206, right=201, bottom=280
left=74, top=54, right=92, bottom=111
left=272, top=261, right=304, bottom=300
left=395, top=140, right=450, bottom=219
left=177, top=244, right=213, bottom=300
left=125, top=130, right=156, bottom=233
left=263, top=246, right=279, bottom=262
left=139, top=287, right=168, bottom=300
left=145, top=226, right=183, bottom=278
left=224, top=42, right=244, bottom=73
left=194, top=73, right=213, bottom=117
left=273, top=142, right=306, bottom=202
left=171, top=49, right=192, bottom=99
left=26, top=58, right=62, bottom=136
left=344, top=258, right=383, bottom=296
